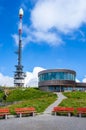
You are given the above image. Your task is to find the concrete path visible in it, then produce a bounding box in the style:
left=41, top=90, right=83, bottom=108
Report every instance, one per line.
left=0, top=114, right=86, bottom=130
left=44, top=92, right=67, bottom=114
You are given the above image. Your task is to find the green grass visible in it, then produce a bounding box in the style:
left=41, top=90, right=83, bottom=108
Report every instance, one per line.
left=6, top=88, right=56, bottom=101
left=7, top=96, right=56, bottom=114
left=59, top=91, right=86, bottom=108
left=0, top=88, right=57, bottom=114
left=0, top=91, right=3, bottom=98
left=57, top=91, right=86, bottom=115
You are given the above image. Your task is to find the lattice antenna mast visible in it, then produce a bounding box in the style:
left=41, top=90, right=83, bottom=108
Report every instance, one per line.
left=14, top=8, right=26, bottom=87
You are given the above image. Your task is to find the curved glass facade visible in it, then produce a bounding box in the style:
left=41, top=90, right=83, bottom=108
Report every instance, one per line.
left=38, top=69, right=86, bottom=92
left=39, top=72, right=75, bottom=82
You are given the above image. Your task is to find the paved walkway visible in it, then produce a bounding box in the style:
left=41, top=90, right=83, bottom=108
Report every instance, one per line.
left=44, top=92, right=67, bottom=114
left=0, top=114, right=86, bottom=130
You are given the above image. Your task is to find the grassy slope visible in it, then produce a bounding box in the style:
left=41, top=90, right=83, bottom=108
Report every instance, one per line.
left=0, top=88, right=57, bottom=114
left=0, top=91, right=3, bottom=99
left=59, top=91, right=86, bottom=108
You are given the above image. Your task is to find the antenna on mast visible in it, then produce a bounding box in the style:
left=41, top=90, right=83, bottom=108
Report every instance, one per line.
left=14, top=8, right=26, bottom=87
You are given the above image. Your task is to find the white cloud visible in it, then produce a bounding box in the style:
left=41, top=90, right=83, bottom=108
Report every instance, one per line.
left=0, top=73, right=14, bottom=87
left=13, top=0, right=86, bottom=46
left=24, top=67, right=45, bottom=87
left=31, top=31, right=63, bottom=45
left=82, top=76, right=86, bottom=83
left=12, top=34, right=18, bottom=46
left=12, top=25, right=62, bottom=46
left=31, top=0, right=86, bottom=33
left=12, top=25, right=33, bottom=47
left=76, top=79, right=80, bottom=83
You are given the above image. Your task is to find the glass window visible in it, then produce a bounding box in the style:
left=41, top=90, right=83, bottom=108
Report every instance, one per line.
left=51, top=72, right=56, bottom=80
left=56, top=72, right=59, bottom=79
left=39, top=72, right=75, bottom=81
left=60, top=72, right=64, bottom=80
left=64, top=72, right=67, bottom=80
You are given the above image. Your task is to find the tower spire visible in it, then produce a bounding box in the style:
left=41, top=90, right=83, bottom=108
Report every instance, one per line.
left=14, top=8, right=26, bottom=87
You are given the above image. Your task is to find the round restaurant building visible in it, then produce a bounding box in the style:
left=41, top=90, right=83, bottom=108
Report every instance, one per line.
left=38, top=69, right=76, bottom=92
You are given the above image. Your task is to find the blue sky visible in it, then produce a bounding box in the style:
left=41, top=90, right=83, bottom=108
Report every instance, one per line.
left=0, top=0, right=86, bottom=86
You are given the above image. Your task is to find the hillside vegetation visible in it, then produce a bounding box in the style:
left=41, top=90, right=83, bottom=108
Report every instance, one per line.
left=59, top=91, right=86, bottom=108
left=0, top=88, right=57, bottom=114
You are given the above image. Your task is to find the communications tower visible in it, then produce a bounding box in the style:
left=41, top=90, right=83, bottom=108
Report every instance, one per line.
left=14, top=8, right=26, bottom=87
